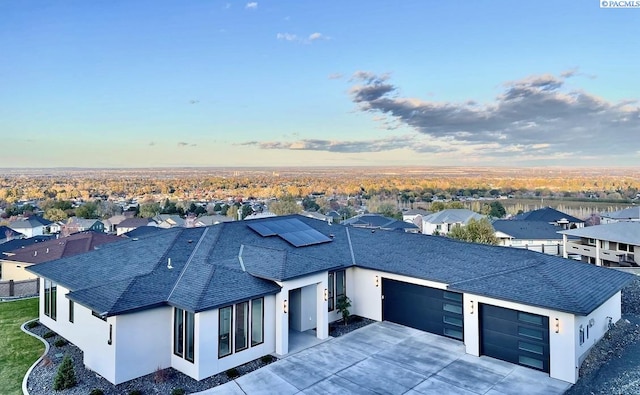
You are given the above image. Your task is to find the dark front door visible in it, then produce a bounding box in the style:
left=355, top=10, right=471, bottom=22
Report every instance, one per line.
left=480, top=304, right=550, bottom=373
left=382, top=278, right=463, bottom=340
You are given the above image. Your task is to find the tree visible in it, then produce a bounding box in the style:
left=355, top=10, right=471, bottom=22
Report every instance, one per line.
left=486, top=201, right=506, bottom=218
left=448, top=218, right=498, bottom=245
left=75, top=202, right=98, bottom=219
left=139, top=203, right=161, bottom=218
left=44, top=208, right=68, bottom=222
left=239, top=204, right=254, bottom=219
left=53, top=355, right=77, bottom=390
left=336, top=295, right=352, bottom=326
left=302, top=196, right=320, bottom=212
left=269, top=195, right=301, bottom=216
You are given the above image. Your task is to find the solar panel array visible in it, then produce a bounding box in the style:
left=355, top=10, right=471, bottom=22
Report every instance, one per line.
left=247, top=218, right=333, bottom=247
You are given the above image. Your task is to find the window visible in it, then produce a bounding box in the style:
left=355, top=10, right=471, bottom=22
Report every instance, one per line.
left=69, top=300, right=74, bottom=323
left=518, top=326, right=543, bottom=340
left=328, top=270, right=345, bottom=312
left=173, top=308, right=195, bottom=362
left=519, top=341, right=543, bottom=355
left=251, top=298, right=264, bottom=346
left=235, top=301, right=249, bottom=352
left=587, top=238, right=596, bottom=246
left=219, top=298, right=264, bottom=359
left=219, top=306, right=232, bottom=358
left=43, top=279, right=57, bottom=320
left=518, top=312, right=543, bottom=326
left=443, top=303, right=462, bottom=314
left=579, top=325, right=585, bottom=345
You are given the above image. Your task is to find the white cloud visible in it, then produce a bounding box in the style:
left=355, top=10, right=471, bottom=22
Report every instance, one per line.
left=245, top=2, right=257, bottom=10
left=276, top=33, right=298, bottom=41
left=309, top=32, right=323, bottom=41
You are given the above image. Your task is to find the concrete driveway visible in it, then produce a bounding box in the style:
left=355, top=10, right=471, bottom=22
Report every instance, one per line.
left=198, top=321, right=571, bottom=395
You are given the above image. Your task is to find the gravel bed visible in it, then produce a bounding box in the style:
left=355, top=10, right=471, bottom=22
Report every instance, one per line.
left=25, top=323, right=276, bottom=395
left=25, top=316, right=372, bottom=394
left=565, top=276, right=640, bottom=394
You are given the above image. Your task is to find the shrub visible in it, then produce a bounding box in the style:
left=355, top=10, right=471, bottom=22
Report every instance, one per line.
left=53, top=355, right=77, bottom=390
left=171, top=389, right=185, bottom=395
left=54, top=338, right=68, bottom=347
left=89, top=389, right=104, bottom=395
left=43, top=331, right=56, bottom=339
left=336, top=295, right=352, bottom=325
left=260, top=355, right=274, bottom=364
left=128, top=391, right=142, bottom=395
left=225, top=368, right=239, bottom=379
left=26, top=321, right=40, bottom=329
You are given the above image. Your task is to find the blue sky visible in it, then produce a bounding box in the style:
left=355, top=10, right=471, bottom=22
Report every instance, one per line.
left=1, top=1, right=638, bottom=168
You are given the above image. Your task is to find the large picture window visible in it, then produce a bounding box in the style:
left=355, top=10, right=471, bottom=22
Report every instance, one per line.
left=44, top=279, right=57, bottom=320
left=173, top=307, right=195, bottom=363
left=328, top=270, right=345, bottom=312
left=219, top=298, right=264, bottom=359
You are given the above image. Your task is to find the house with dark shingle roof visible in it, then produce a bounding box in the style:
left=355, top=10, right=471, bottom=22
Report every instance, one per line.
left=1, top=231, right=122, bottom=281
left=115, top=217, right=157, bottom=236
left=492, top=220, right=577, bottom=256
left=600, top=206, right=640, bottom=224
left=9, top=216, right=52, bottom=238
left=512, top=207, right=584, bottom=229
left=560, top=221, right=640, bottom=267
left=27, top=215, right=633, bottom=385
left=0, top=225, right=25, bottom=243
left=342, top=213, right=420, bottom=233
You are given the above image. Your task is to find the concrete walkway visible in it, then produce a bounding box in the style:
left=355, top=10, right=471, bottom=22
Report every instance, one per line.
left=197, top=321, right=571, bottom=394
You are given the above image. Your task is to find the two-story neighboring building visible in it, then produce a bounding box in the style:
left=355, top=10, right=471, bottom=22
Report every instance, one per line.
left=512, top=207, right=584, bottom=229
left=421, top=209, right=484, bottom=235
left=9, top=216, right=52, bottom=238
left=492, top=220, right=574, bottom=256
left=560, top=222, right=639, bottom=267
left=600, top=207, right=640, bottom=224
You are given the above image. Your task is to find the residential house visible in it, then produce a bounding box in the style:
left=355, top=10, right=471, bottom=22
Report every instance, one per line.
left=402, top=209, right=431, bottom=233
left=0, top=236, right=53, bottom=256
left=193, top=215, right=234, bottom=227
left=300, top=211, right=333, bottom=224
left=600, top=206, right=640, bottom=224
left=116, top=218, right=157, bottom=236
left=103, top=215, right=128, bottom=233
left=153, top=214, right=186, bottom=229
left=0, top=226, right=25, bottom=243
left=65, top=217, right=106, bottom=235
left=1, top=231, right=122, bottom=281
left=492, top=220, right=575, bottom=256
left=9, top=216, right=52, bottom=237
left=342, top=213, right=419, bottom=233
left=421, top=209, right=484, bottom=235
left=122, top=226, right=166, bottom=239
left=513, top=207, right=584, bottom=229
left=28, top=215, right=633, bottom=385
left=560, top=222, right=640, bottom=267
left=48, top=221, right=66, bottom=235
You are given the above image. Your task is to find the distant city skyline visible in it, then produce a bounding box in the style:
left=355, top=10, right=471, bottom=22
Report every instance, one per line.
left=1, top=1, right=639, bottom=168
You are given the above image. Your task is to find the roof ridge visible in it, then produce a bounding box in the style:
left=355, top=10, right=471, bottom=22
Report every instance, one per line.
left=194, top=226, right=225, bottom=309
left=448, top=257, right=545, bottom=288
left=167, top=227, right=210, bottom=302
left=537, top=261, right=584, bottom=312
left=105, top=277, right=138, bottom=315
left=345, top=227, right=356, bottom=265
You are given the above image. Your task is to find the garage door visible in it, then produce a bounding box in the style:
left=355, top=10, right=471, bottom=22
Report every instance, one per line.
left=382, top=278, right=463, bottom=340
left=480, top=304, right=550, bottom=373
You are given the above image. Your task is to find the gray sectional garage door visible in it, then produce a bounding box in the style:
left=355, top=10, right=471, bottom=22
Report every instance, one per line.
left=480, top=304, right=550, bottom=373
left=382, top=278, right=464, bottom=340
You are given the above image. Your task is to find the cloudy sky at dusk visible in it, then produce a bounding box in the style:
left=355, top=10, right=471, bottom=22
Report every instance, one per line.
left=1, top=1, right=638, bottom=168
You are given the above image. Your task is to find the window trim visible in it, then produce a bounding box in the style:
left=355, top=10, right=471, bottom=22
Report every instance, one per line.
left=173, top=307, right=195, bottom=363
left=44, top=279, right=57, bottom=321
left=218, top=306, right=233, bottom=358
left=328, top=270, right=346, bottom=312
left=235, top=301, right=249, bottom=353
left=68, top=300, right=74, bottom=323
left=251, top=298, right=264, bottom=347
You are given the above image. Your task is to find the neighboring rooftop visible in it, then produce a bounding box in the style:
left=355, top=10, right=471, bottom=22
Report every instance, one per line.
left=9, top=216, right=52, bottom=229
left=342, top=213, right=419, bottom=232
left=492, top=220, right=576, bottom=240
left=559, top=222, right=640, bottom=246
left=601, top=206, right=640, bottom=221
left=0, top=235, right=53, bottom=255
left=422, top=209, right=484, bottom=224
left=513, top=207, right=583, bottom=223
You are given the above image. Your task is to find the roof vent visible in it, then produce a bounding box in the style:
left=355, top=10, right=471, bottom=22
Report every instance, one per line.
left=167, top=257, right=173, bottom=269
left=188, top=240, right=193, bottom=243
left=131, top=238, right=139, bottom=241
left=46, top=248, right=49, bottom=253
left=329, top=234, right=335, bottom=239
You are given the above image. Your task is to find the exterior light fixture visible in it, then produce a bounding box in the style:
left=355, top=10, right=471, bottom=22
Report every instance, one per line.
left=469, top=300, right=474, bottom=314
left=283, top=299, right=288, bottom=314
left=555, top=318, right=560, bottom=333
left=375, top=276, right=379, bottom=287
left=323, top=288, right=328, bottom=301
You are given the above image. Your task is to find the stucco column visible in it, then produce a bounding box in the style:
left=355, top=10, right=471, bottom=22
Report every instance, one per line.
left=275, top=288, right=289, bottom=355
left=316, top=281, right=329, bottom=339
left=562, top=234, right=568, bottom=259
left=595, top=239, right=601, bottom=266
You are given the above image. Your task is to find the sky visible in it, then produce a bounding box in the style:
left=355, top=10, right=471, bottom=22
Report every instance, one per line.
left=1, top=1, right=639, bottom=168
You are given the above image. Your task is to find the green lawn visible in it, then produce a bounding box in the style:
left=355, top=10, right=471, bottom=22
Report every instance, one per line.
left=0, top=298, right=42, bottom=395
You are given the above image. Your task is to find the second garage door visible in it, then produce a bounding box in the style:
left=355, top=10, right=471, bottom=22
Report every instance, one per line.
left=382, top=278, right=464, bottom=340
left=481, top=304, right=550, bottom=373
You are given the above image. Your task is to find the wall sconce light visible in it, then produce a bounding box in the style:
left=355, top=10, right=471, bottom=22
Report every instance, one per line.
left=323, top=288, right=328, bottom=301
left=555, top=318, right=560, bottom=333
left=375, top=276, right=379, bottom=287
left=469, top=300, right=474, bottom=315
left=283, top=299, right=288, bottom=314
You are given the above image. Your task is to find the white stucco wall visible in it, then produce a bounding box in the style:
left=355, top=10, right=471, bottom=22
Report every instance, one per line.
left=574, top=291, right=621, bottom=366
left=193, top=295, right=276, bottom=380
left=300, top=284, right=318, bottom=332
left=38, top=283, right=117, bottom=383
left=114, top=307, right=172, bottom=384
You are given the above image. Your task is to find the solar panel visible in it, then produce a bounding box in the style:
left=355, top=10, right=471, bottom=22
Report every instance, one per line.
left=247, top=218, right=332, bottom=247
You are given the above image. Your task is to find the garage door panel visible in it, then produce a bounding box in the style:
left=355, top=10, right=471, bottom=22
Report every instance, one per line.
left=382, top=278, right=463, bottom=341
left=480, top=304, right=550, bottom=373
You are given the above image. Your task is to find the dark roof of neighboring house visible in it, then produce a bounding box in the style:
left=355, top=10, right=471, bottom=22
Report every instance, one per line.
left=9, top=216, right=52, bottom=229
left=118, top=218, right=155, bottom=228
left=513, top=207, right=583, bottom=223
left=342, top=214, right=419, bottom=231
left=1, top=226, right=25, bottom=241
left=403, top=209, right=431, bottom=216
left=422, top=209, right=484, bottom=225
left=123, top=226, right=167, bottom=238
left=559, top=222, right=640, bottom=246
left=2, top=232, right=123, bottom=264
left=28, top=215, right=633, bottom=318
left=492, top=220, right=577, bottom=240
left=0, top=235, right=53, bottom=255
left=601, top=206, right=640, bottom=220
